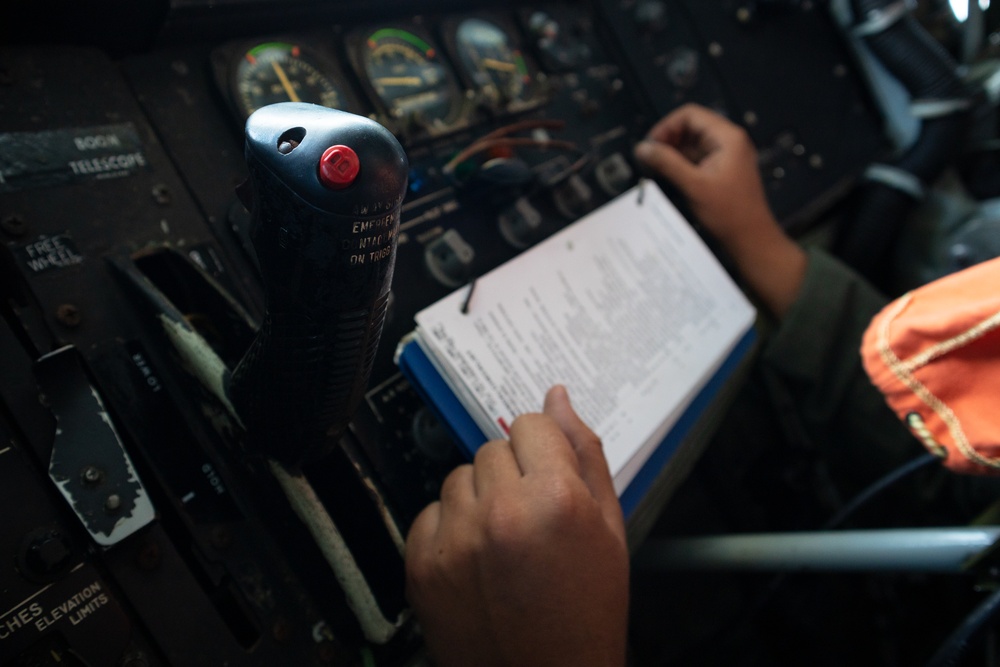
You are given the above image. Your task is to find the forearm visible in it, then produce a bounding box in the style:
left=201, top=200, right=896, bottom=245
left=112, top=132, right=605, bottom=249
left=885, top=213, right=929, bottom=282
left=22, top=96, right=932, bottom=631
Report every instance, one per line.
left=716, top=210, right=807, bottom=319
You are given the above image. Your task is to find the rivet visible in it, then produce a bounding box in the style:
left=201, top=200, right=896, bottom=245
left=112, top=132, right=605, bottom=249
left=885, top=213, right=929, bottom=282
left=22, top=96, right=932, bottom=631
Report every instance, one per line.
left=105, top=494, right=122, bottom=512
left=211, top=526, right=233, bottom=550
left=272, top=618, right=292, bottom=643
left=152, top=184, right=172, bottom=206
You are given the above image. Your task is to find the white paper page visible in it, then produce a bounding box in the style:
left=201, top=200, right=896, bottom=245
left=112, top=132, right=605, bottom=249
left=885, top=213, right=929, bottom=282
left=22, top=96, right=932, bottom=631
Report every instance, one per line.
left=415, top=181, right=756, bottom=492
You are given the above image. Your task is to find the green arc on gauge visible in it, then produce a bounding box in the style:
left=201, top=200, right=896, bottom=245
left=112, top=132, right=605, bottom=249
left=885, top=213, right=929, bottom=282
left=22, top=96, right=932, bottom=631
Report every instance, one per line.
left=514, top=53, right=529, bottom=77
left=244, top=41, right=298, bottom=62
left=366, top=28, right=434, bottom=56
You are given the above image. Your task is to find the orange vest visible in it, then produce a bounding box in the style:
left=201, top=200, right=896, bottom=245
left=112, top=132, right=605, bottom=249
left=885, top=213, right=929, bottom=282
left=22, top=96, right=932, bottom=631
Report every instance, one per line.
left=861, top=257, right=1000, bottom=475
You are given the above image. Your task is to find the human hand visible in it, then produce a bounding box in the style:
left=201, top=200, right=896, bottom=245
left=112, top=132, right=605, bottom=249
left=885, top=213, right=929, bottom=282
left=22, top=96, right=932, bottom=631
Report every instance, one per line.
left=634, top=103, right=806, bottom=317
left=404, top=385, right=629, bottom=667
left=633, top=103, right=777, bottom=250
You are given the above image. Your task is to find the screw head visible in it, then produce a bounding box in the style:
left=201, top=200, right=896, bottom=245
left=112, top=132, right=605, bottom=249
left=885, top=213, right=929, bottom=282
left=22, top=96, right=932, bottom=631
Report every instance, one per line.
left=136, top=541, right=162, bottom=571
left=1, top=214, right=27, bottom=237
left=81, top=465, right=104, bottom=485
left=56, top=304, right=82, bottom=328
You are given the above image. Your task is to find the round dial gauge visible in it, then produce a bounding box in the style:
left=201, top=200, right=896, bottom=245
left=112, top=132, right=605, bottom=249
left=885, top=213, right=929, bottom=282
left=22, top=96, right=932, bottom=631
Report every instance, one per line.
left=526, top=11, right=592, bottom=71
left=234, top=42, right=347, bottom=117
left=454, top=18, right=536, bottom=111
left=361, top=28, right=464, bottom=133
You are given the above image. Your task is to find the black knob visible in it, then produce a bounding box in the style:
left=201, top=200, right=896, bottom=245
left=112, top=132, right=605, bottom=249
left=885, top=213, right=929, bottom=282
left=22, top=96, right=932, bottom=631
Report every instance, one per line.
left=19, top=527, right=75, bottom=581
left=230, top=102, right=408, bottom=464
left=634, top=0, right=668, bottom=32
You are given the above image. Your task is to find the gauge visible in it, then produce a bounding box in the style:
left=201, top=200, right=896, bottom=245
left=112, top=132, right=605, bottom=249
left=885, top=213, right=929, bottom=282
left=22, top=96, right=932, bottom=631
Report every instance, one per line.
left=524, top=10, right=592, bottom=72
left=452, top=17, right=539, bottom=112
left=233, top=42, right=349, bottom=118
left=359, top=27, right=465, bottom=134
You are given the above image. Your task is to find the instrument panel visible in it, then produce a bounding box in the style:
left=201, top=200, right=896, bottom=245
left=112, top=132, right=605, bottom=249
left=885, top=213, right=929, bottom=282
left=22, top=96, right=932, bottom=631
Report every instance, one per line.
left=0, top=1, right=888, bottom=665
left=214, top=12, right=558, bottom=141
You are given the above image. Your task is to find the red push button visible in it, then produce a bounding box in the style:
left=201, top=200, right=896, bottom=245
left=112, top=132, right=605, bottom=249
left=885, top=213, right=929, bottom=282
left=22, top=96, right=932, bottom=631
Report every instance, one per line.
left=318, top=145, right=360, bottom=190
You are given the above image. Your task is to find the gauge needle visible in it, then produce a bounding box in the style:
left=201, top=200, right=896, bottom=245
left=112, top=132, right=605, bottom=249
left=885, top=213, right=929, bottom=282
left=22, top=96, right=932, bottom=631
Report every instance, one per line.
left=375, top=76, right=424, bottom=87
left=271, top=61, right=302, bottom=102
left=481, top=58, right=517, bottom=72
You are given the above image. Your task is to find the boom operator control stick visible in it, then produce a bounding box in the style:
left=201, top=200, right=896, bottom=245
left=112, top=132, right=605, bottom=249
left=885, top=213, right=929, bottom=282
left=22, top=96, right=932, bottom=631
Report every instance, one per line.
left=230, top=102, right=408, bottom=465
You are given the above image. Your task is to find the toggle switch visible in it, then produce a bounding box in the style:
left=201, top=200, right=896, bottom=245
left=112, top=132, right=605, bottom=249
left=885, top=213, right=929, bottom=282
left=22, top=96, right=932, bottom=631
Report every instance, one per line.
left=595, top=153, right=634, bottom=197
left=425, top=229, right=475, bottom=288
left=499, top=197, right=544, bottom=248
left=552, top=174, right=594, bottom=220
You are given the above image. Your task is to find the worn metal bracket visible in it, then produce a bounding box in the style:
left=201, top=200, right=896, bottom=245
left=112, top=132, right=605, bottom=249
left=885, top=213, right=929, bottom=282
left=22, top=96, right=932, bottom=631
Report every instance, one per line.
left=34, top=346, right=155, bottom=546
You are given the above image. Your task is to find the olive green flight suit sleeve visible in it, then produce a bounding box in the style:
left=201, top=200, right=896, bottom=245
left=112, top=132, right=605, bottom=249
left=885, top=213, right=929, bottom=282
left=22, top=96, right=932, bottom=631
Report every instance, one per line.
left=759, top=248, right=926, bottom=492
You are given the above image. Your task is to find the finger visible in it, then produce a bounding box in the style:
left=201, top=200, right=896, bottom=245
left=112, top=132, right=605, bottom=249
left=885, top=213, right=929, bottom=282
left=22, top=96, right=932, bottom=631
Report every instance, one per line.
left=507, top=411, right=582, bottom=477
left=472, top=438, right=520, bottom=494
left=634, top=139, right=702, bottom=192
left=643, top=103, right=697, bottom=143
left=645, top=104, right=750, bottom=170
left=543, top=386, right=621, bottom=516
left=405, top=500, right=441, bottom=553
left=439, top=463, right=475, bottom=511
left=403, top=501, right=443, bottom=610
left=645, top=103, right=729, bottom=144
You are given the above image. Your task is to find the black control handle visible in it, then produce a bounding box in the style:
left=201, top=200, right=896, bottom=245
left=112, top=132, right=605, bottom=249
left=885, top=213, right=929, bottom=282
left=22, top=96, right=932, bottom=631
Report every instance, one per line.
left=230, top=102, right=408, bottom=464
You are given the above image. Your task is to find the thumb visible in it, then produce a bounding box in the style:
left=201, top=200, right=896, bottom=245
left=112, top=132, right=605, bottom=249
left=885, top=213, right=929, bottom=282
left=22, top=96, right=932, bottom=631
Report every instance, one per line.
left=634, top=140, right=700, bottom=192
left=543, top=386, right=622, bottom=523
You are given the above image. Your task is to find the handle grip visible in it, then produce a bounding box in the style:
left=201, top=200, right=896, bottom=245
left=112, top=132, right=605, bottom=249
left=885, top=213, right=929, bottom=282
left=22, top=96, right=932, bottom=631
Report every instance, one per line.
left=230, top=102, right=408, bottom=464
